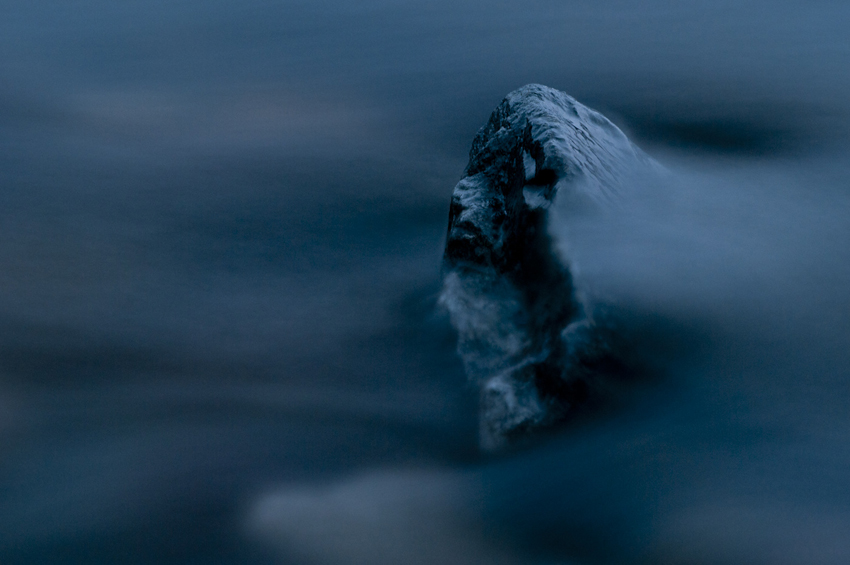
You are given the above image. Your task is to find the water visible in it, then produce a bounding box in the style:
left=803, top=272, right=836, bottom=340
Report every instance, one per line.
left=1, top=1, right=849, bottom=563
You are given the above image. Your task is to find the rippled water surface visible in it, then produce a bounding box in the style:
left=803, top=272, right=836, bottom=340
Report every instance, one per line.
left=2, top=1, right=850, bottom=563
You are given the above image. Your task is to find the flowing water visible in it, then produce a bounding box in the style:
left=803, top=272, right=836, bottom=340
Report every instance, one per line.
left=1, top=1, right=850, bottom=563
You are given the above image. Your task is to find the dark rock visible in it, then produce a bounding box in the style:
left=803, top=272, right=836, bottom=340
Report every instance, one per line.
left=440, top=84, right=655, bottom=449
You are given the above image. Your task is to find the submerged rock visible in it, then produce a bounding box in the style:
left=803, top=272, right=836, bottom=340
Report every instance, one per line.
left=440, top=84, right=655, bottom=449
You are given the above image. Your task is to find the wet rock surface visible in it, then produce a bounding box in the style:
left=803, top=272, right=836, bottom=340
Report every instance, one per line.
left=441, top=84, right=655, bottom=449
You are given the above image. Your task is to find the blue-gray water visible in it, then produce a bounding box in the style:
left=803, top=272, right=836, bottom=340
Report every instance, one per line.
left=2, top=1, right=850, bottom=563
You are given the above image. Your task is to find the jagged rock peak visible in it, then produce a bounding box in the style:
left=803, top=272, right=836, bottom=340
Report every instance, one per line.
left=440, top=84, right=654, bottom=450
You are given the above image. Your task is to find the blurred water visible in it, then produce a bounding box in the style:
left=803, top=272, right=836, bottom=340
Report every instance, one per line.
left=1, top=1, right=849, bottom=563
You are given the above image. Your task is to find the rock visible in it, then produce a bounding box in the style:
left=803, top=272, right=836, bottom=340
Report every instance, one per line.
left=440, top=84, right=655, bottom=450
